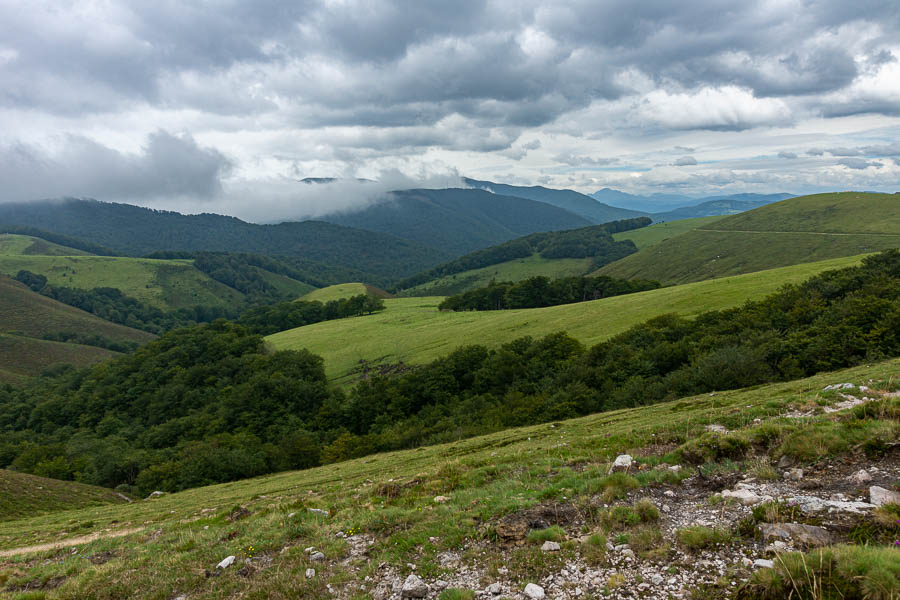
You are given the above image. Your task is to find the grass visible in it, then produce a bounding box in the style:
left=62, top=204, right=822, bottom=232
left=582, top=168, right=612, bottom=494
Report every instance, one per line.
left=597, top=192, right=900, bottom=285
left=612, top=216, right=726, bottom=249
left=0, top=256, right=245, bottom=311
left=0, top=235, right=90, bottom=257
left=0, top=277, right=153, bottom=344
left=0, top=334, right=119, bottom=385
left=267, top=254, right=867, bottom=384
left=400, top=253, right=595, bottom=297
left=299, top=282, right=391, bottom=303
left=0, top=358, right=896, bottom=598
left=676, top=526, right=733, bottom=551
left=0, top=471, right=131, bottom=523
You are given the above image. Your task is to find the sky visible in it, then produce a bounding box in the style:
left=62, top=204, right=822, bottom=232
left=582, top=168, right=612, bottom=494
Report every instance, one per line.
left=1, top=0, right=899, bottom=221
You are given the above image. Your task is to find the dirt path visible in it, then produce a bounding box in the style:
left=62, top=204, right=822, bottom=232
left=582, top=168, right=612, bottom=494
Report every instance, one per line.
left=0, top=527, right=143, bottom=558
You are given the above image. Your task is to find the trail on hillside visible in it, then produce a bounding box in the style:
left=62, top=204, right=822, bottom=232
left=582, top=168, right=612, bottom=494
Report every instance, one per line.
left=0, top=527, right=143, bottom=558
left=698, top=228, right=900, bottom=237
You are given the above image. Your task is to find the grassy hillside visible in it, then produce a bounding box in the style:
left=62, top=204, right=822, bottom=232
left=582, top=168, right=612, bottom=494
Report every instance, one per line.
left=0, top=357, right=896, bottom=598
left=598, top=192, right=900, bottom=284
left=0, top=234, right=90, bottom=257
left=0, top=277, right=154, bottom=344
left=401, top=253, right=595, bottom=296
left=0, top=470, right=131, bottom=522
left=612, top=216, right=724, bottom=249
left=268, top=254, right=865, bottom=384
left=300, top=283, right=392, bottom=303
left=0, top=256, right=248, bottom=311
left=0, top=335, right=118, bottom=385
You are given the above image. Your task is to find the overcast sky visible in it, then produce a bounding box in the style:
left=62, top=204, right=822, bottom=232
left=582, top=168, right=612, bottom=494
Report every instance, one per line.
left=1, top=0, right=899, bottom=220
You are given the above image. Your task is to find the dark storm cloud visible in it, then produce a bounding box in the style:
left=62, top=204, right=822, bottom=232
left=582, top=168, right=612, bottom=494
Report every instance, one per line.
left=0, top=131, right=231, bottom=203
left=3, top=0, right=899, bottom=125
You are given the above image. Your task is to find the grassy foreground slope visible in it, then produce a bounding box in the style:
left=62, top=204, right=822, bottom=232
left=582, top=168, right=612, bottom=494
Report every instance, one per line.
left=0, top=471, right=131, bottom=522
left=598, top=192, right=900, bottom=284
left=268, top=254, right=865, bottom=383
left=0, top=358, right=896, bottom=598
left=0, top=234, right=91, bottom=257
left=400, top=253, right=595, bottom=296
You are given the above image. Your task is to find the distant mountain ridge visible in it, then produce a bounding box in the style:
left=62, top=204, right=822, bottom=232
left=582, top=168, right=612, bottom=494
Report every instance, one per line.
left=0, top=198, right=449, bottom=280
left=322, top=187, right=594, bottom=256
left=464, top=178, right=646, bottom=223
left=591, top=188, right=795, bottom=216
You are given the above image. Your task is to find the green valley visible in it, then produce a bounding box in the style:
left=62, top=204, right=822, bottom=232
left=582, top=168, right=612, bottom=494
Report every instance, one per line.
left=268, top=254, right=867, bottom=383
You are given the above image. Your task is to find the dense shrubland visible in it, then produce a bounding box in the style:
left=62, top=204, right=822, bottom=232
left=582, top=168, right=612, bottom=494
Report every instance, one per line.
left=1, top=250, right=898, bottom=496
left=437, top=275, right=660, bottom=311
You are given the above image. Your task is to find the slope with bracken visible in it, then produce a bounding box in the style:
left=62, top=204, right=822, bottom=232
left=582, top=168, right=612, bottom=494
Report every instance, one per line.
left=596, top=192, right=900, bottom=284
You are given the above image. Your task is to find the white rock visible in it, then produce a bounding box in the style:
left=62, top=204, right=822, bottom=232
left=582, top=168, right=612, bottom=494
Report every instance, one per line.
left=216, top=555, right=235, bottom=569
left=785, top=468, right=804, bottom=481
left=664, top=490, right=675, bottom=497
left=669, top=465, right=682, bottom=472
left=307, top=508, right=329, bottom=517
left=433, top=495, right=450, bottom=504
left=722, top=488, right=762, bottom=506
left=753, top=559, right=775, bottom=569
left=823, top=383, right=854, bottom=391
left=305, top=568, right=315, bottom=578
left=610, top=454, right=633, bottom=471
left=433, top=580, right=448, bottom=590
left=310, top=552, right=325, bottom=562
left=486, top=582, right=502, bottom=595
left=705, top=424, right=728, bottom=434
left=870, top=486, right=900, bottom=506
left=850, top=470, right=872, bottom=485
left=650, top=574, right=663, bottom=585
left=541, top=541, right=561, bottom=552
left=524, top=583, right=545, bottom=599
left=146, top=491, right=166, bottom=499
left=621, top=549, right=635, bottom=558
left=401, top=574, right=429, bottom=598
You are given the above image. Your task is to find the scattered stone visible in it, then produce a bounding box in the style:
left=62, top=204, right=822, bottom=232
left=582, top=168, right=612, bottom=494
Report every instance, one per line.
left=309, top=552, right=325, bottom=562
left=823, top=383, right=854, bottom=391
left=753, top=559, right=775, bottom=569
left=850, top=469, right=872, bottom=485
left=664, top=490, right=675, bottom=497
left=433, top=580, right=448, bottom=591
left=741, top=557, right=753, bottom=567
left=785, top=468, right=804, bottom=481
left=541, top=541, right=561, bottom=552
left=759, top=523, right=833, bottom=548
left=722, top=488, right=762, bottom=506
left=705, top=424, right=728, bottom=434
left=305, top=568, right=315, bottom=579
left=609, top=454, right=633, bottom=472
left=790, top=494, right=874, bottom=514
left=650, top=574, right=663, bottom=585
left=777, top=455, right=793, bottom=469
left=524, top=583, right=545, bottom=599
left=433, top=496, right=450, bottom=504
left=486, top=582, right=502, bottom=595
left=870, top=486, right=900, bottom=506
left=401, top=574, right=429, bottom=598
left=146, top=491, right=166, bottom=499
left=669, top=465, right=682, bottom=472
left=216, top=556, right=235, bottom=570
left=764, top=541, right=789, bottom=555
left=621, top=549, right=635, bottom=558
left=307, top=508, right=329, bottom=517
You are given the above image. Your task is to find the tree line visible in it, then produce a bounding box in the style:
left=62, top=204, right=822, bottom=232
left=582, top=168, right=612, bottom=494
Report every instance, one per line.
left=1, top=250, right=898, bottom=496
left=437, top=275, right=660, bottom=311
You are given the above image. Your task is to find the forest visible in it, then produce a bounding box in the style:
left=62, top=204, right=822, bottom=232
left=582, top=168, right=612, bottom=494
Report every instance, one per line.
left=1, top=249, right=898, bottom=496
left=437, top=274, right=660, bottom=311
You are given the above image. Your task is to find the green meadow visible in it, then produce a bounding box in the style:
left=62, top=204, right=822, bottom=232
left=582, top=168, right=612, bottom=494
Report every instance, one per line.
left=0, top=256, right=245, bottom=311
left=611, top=215, right=724, bottom=249
left=0, top=234, right=91, bottom=257
left=300, top=282, right=370, bottom=302
left=0, top=471, right=131, bottom=523
left=268, top=254, right=866, bottom=384
left=399, top=253, right=595, bottom=296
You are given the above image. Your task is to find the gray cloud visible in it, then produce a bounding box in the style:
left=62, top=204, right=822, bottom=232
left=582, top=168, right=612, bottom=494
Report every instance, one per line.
left=807, top=148, right=826, bottom=156
left=0, top=131, right=231, bottom=203
left=828, top=147, right=863, bottom=156
left=837, top=158, right=881, bottom=170
left=554, top=153, right=619, bottom=167
left=673, top=156, right=698, bottom=166
left=778, top=151, right=798, bottom=159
